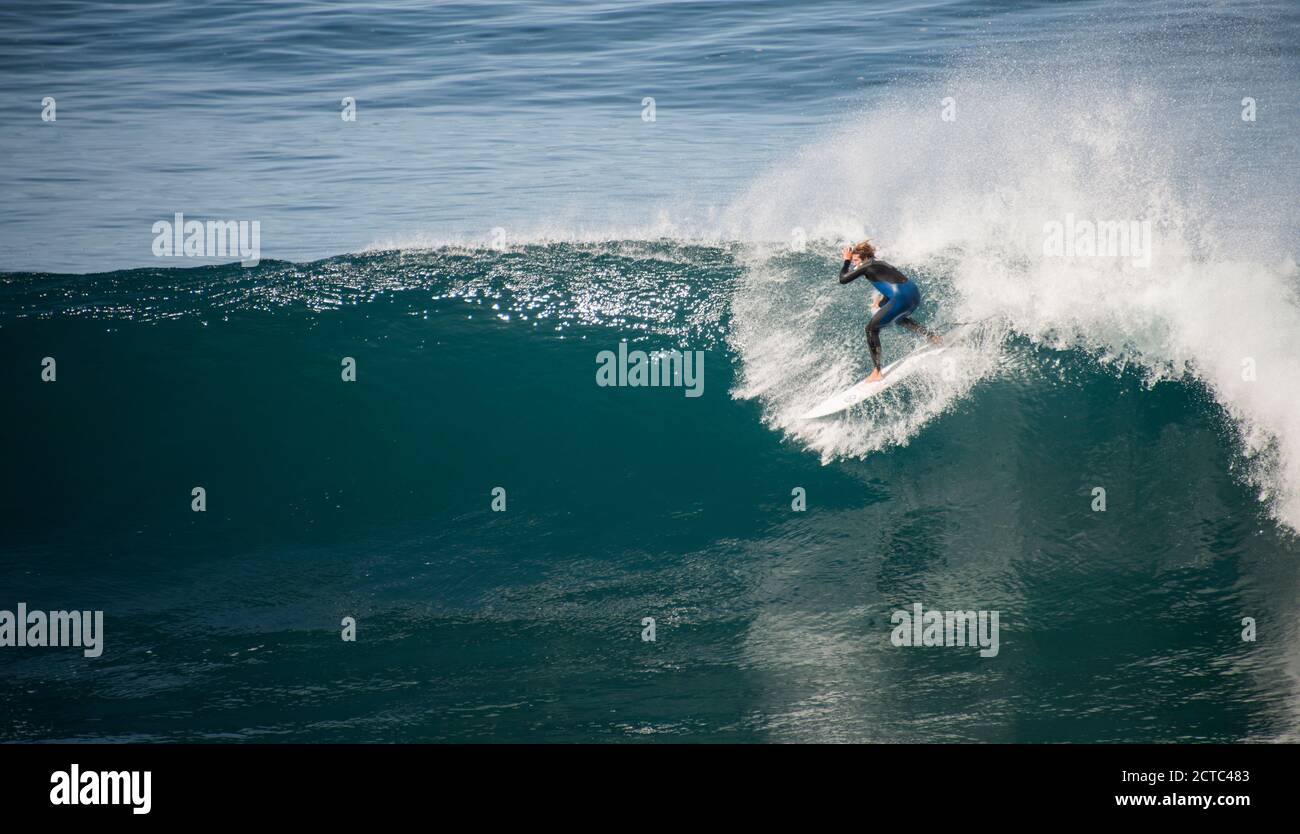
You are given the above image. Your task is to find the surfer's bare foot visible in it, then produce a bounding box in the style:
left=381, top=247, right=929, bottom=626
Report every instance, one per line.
left=928, top=334, right=943, bottom=345
left=865, top=368, right=884, bottom=383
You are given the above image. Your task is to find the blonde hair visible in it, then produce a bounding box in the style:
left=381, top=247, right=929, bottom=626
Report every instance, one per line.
left=851, top=239, right=876, bottom=260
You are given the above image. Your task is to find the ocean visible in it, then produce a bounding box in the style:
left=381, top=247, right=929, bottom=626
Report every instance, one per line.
left=2, top=0, right=1299, bottom=742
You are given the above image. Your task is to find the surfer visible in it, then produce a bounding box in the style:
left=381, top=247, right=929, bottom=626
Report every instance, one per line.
left=838, top=240, right=940, bottom=382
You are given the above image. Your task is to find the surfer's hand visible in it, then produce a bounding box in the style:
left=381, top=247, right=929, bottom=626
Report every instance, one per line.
left=841, top=246, right=852, bottom=260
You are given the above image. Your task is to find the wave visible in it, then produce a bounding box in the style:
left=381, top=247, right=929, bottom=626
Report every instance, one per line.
left=720, top=46, right=1300, bottom=531
left=4, top=20, right=1297, bottom=532
left=4, top=227, right=1297, bottom=536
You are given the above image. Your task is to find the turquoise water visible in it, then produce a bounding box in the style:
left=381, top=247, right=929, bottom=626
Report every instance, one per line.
left=2, top=1, right=1300, bottom=742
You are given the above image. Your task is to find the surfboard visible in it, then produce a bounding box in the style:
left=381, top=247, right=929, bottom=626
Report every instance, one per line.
left=799, top=322, right=976, bottom=419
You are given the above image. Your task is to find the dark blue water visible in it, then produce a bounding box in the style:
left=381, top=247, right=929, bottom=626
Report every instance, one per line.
left=2, top=1, right=1299, bottom=742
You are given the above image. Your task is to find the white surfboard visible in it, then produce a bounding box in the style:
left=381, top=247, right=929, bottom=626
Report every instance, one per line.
left=799, top=323, right=976, bottom=419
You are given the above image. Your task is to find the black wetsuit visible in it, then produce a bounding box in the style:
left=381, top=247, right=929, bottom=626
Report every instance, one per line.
left=839, top=258, right=935, bottom=371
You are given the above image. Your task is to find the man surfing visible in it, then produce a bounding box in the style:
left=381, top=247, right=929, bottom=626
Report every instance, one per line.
left=838, top=239, right=940, bottom=382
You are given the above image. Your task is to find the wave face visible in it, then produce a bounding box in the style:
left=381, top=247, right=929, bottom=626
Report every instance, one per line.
left=3, top=242, right=1300, bottom=742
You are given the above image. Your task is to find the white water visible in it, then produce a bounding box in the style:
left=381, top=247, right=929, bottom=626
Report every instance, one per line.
left=724, top=57, right=1300, bottom=531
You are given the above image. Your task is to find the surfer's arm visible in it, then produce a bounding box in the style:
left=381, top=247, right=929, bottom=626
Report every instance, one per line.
left=839, top=260, right=871, bottom=284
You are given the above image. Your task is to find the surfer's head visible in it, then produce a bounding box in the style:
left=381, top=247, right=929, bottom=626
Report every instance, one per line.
left=850, top=239, right=876, bottom=261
